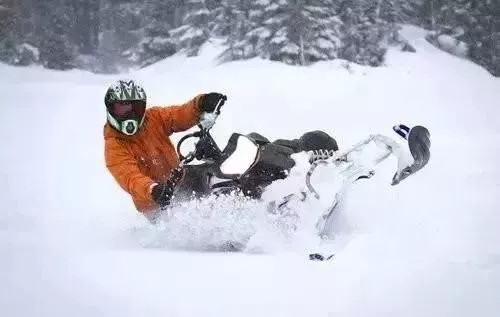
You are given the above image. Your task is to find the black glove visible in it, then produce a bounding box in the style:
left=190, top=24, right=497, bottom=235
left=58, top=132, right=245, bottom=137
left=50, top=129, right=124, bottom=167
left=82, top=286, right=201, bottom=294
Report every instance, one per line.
left=151, top=182, right=175, bottom=207
left=151, top=167, right=185, bottom=207
left=200, top=93, right=227, bottom=113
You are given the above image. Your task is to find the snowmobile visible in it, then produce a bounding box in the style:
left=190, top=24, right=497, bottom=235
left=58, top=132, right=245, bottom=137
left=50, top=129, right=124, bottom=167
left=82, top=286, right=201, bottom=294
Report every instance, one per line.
left=167, top=100, right=432, bottom=239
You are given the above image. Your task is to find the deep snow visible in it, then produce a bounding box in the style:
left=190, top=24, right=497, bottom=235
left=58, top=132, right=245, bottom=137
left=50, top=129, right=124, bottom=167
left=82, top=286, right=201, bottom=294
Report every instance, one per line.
left=1, top=26, right=500, bottom=317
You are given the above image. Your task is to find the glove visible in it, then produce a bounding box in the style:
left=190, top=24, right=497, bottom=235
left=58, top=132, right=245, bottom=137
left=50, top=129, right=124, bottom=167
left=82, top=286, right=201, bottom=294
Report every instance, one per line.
left=151, top=182, right=175, bottom=207
left=200, top=93, right=227, bottom=113
left=151, top=167, right=185, bottom=207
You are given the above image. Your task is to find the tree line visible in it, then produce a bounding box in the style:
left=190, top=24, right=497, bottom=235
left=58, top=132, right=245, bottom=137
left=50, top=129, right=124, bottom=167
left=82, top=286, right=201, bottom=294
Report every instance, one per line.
left=0, top=0, right=498, bottom=76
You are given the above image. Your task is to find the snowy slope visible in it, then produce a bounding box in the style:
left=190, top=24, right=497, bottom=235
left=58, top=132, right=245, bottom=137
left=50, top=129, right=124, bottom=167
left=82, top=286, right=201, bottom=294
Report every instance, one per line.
left=1, top=25, right=500, bottom=316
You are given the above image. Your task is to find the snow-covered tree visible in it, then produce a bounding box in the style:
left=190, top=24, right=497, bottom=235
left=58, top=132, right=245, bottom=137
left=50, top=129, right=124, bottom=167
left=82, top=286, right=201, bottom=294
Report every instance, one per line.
left=2, top=0, right=495, bottom=76
left=35, top=0, right=74, bottom=70
left=300, top=0, right=342, bottom=64
left=230, top=0, right=342, bottom=65
left=237, top=0, right=273, bottom=59
left=100, top=1, right=149, bottom=53
left=70, top=0, right=100, bottom=55
left=213, top=0, right=239, bottom=37
left=363, top=0, right=418, bottom=23
left=417, top=0, right=499, bottom=76
left=439, top=0, right=500, bottom=76
left=214, top=0, right=258, bottom=61
left=417, top=0, right=449, bottom=30
left=97, top=0, right=151, bottom=71
left=136, top=0, right=178, bottom=67
left=337, top=0, right=389, bottom=66
left=0, top=0, right=39, bottom=66
left=0, top=0, right=19, bottom=63
left=171, top=0, right=212, bottom=57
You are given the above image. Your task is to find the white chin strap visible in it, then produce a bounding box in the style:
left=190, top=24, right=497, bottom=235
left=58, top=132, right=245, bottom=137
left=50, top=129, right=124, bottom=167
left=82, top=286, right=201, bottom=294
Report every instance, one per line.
left=107, top=111, right=141, bottom=136
left=121, top=119, right=139, bottom=135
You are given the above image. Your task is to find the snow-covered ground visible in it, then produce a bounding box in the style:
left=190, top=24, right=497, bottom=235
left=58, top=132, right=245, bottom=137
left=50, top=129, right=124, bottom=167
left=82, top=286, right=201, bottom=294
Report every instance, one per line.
left=1, top=26, right=499, bottom=316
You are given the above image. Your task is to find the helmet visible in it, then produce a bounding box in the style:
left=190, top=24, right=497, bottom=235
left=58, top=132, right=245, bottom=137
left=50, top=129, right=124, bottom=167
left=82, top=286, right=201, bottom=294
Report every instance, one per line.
left=105, top=79, right=147, bottom=135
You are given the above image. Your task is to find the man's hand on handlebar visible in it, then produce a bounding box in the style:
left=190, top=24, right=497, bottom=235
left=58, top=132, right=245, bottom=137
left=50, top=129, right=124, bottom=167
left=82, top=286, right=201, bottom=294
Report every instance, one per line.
left=200, top=93, right=227, bottom=114
left=199, top=93, right=227, bottom=131
left=151, top=166, right=185, bottom=208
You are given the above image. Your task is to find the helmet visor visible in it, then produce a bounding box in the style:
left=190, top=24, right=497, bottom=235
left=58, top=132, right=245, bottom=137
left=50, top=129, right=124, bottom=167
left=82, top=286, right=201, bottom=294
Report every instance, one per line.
left=110, top=101, right=146, bottom=120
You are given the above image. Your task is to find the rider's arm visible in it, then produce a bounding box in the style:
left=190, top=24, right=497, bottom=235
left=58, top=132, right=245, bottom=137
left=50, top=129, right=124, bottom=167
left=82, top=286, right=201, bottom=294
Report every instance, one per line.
left=104, top=138, right=156, bottom=205
left=152, top=95, right=203, bottom=135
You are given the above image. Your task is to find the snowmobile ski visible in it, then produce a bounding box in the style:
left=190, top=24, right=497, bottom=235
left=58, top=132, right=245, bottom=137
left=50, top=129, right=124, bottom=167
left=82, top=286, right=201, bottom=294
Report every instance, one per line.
left=272, top=124, right=431, bottom=238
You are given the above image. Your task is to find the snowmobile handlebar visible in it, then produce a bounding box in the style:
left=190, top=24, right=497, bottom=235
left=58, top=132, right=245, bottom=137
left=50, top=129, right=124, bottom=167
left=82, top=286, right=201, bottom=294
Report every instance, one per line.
left=177, top=99, right=225, bottom=164
left=176, top=131, right=200, bottom=164
left=177, top=127, right=223, bottom=165
left=175, top=128, right=244, bottom=182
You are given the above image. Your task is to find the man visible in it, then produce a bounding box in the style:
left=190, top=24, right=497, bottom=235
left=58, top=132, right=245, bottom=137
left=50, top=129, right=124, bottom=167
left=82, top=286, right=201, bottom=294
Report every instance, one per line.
left=103, top=79, right=226, bottom=217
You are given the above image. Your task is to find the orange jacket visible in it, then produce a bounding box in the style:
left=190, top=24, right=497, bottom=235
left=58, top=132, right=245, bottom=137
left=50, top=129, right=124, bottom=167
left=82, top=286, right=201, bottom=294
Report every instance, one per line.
left=104, top=95, right=203, bottom=214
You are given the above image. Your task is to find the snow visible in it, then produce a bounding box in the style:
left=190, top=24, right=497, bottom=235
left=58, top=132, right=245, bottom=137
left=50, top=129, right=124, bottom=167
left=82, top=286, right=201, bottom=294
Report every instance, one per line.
left=1, top=25, right=500, bottom=316
left=434, top=34, right=469, bottom=58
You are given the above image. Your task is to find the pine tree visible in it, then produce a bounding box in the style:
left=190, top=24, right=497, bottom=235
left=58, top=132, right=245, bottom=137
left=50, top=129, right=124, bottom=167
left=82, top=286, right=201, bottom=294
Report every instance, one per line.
left=214, top=0, right=248, bottom=61
left=424, top=0, right=500, bottom=76
left=365, top=0, right=416, bottom=23
left=0, top=0, right=39, bottom=65
left=338, top=0, right=388, bottom=66
left=213, top=0, right=238, bottom=37
left=0, top=0, right=19, bottom=64
left=98, top=0, right=152, bottom=70
left=455, top=0, right=500, bottom=76
left=171, top=0, right=212, bottom=57
left=100, top=1, right=150, bottom=55
left=137, top=0, right=178, bottom=67
left=418, top=0, right=448, bottom=30
left=71, top=0, right=100, bottom=55
left=35, top=0, right=74, bottom=70
left=401, top=0, right=423, bottom=24
left=301, top=0, right=342, bottom=64
left=241, top=0, right=273, bottom=59
left=231, top=0, right=342, bottom=65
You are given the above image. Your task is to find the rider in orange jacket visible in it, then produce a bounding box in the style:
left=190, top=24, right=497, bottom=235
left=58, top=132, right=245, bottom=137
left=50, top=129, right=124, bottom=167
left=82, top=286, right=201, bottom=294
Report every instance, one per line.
left=103, top=79, right=226, bottom=216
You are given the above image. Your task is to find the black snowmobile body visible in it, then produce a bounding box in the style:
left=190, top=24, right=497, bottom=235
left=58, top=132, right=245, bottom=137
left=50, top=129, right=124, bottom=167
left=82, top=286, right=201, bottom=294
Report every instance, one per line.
left=173, top=129, right=338, bottom=202
left=158, top=113, right=432, bottom=244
